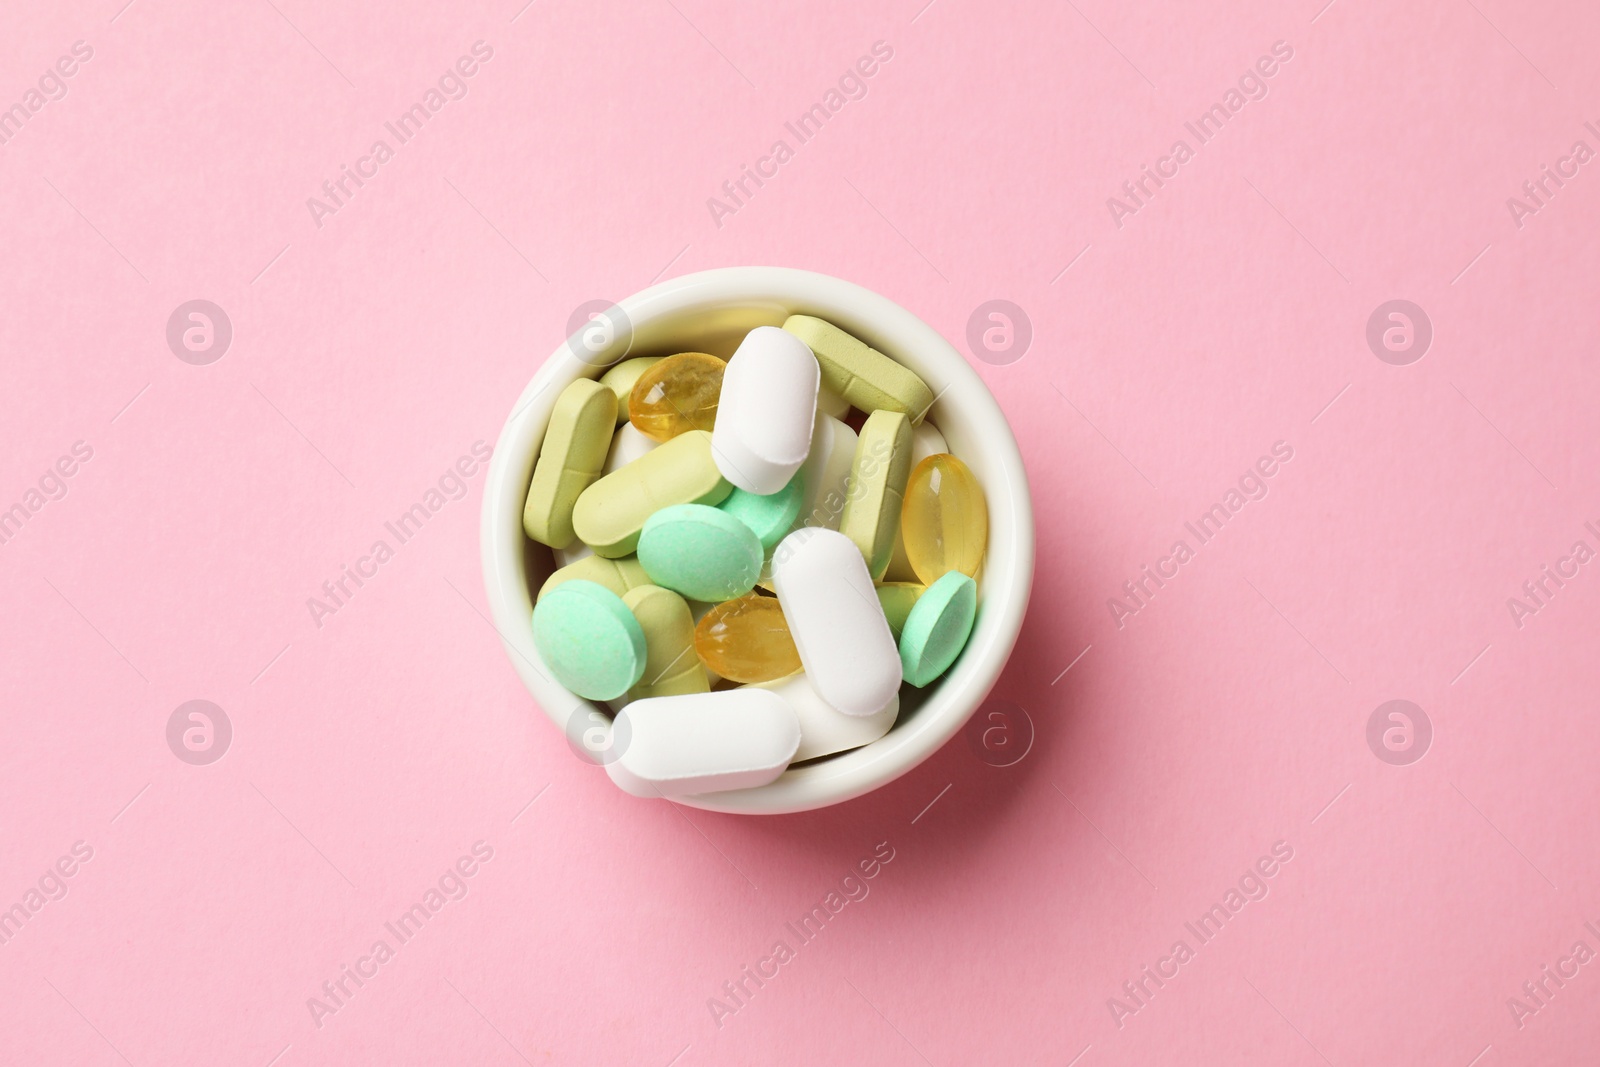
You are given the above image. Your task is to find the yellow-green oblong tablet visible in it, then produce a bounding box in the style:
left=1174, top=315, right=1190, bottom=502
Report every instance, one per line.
left=838, top=409, right=912, bottom=579
left=523, top=379, right=617, bottom=549
left=781, top=315, right=933, bottom=425
left=875, top=582, right=926, bottom=641
left=538, top=554, right=651, bottom=602
left=599, top=357, right=662, bottom=425
left=572, top=430, right=732, bottom=558
left=622, top=585, right=710, bottom=701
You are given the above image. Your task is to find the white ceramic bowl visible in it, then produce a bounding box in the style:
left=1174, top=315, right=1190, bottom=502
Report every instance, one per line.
left=480, top=267, right=1034, bottom=813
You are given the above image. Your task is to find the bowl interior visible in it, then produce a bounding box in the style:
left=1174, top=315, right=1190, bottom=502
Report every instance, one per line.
left=484, top=268, right=1033, bottom=814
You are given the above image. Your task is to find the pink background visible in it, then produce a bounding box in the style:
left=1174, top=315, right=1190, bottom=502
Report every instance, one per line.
left=3, top=0, right=1599, bottom=1063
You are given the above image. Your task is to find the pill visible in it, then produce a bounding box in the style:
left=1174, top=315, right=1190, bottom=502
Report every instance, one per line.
left=572, top=430, right=731, bottom=557
left=711, top=326, right=819, bottom=494
left=884, top=421, right=948, bottom=582
left=606, top=688, right=801, bottom=797
left=717, top=476, right=803, bottom=551
left=753, top=672, right=897, bottom=762
left=903, top=452, right=988, bottom=584
left=629, top=352, right=725, bottom=442
left=522, top=379, right=617, bottom=549
left=538, top=553, right=651, bottom=601
left=898, top=571, right=978, bottom=687
left=875, top=582, right=926, bottom=640
left=622, top=585, right=710, bottom=701
left=911, top=420, right=948, bottom=463
left=604, top=422, right=658, bottom=474
left=771, top=528, right=901, bottom=716
left=637, top=503, right=763, bottom=602
left=795, top=413, right=857, bottom=533
left=530, top=579, right=647, bottom=701
left=694, top=593, right=801, bottom=683
left=817, top=384, right=850, bottom=420
left=599, top=356, right=662, bottom=424
left=553, top=543, right=594, bottom=568
left=838, top=409, right=913, bottom=580
left=781, top=314, right=933, bottom=425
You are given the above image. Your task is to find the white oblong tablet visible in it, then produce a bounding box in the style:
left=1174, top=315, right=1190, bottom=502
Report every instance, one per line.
left=712, top=326, right=820, bottom=494
left=754, top=673, right=897, bottom=762
left=911, top=419, right=947, bottom=465
left=796, top=413, right=857, bottom=532
left=604, top=422, right=658, bottom=474
left=553, top=542, right=594, bottom=567
left=607, top=689, right=800, bottom=797
left=771, top=528, right=902, bottom=716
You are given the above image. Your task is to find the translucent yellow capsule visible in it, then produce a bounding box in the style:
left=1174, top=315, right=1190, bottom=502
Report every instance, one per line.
left=628, top=352, right=725, bottom=442
left=902, top=453, right=987, bottom=584
left=693, top=594, right=801, bottom=683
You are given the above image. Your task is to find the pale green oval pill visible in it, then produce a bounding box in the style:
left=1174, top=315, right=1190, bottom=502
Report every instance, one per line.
left=717, top=476, right=803, bottom=551
left=637, top=504, right=762, bottom=602
left=531, top=579, right=647, bottom=700
left=898, top=571, right=977, bottom=687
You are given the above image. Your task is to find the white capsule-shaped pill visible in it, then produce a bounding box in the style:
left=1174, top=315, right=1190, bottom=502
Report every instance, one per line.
left=607, top=688, right=801, bottom=797
left=911, top=419, right=947, bottom=464
left=753, top=672, right=897, bottom=762
left=796, top=413, right=857, bottom=532
left=604, top=422, right=658, bottom=474
left=771, top=527, right=902, bottom=716
left=553, top=542, right=594, bottom=567
left=712, top=326, right=819, bottom=494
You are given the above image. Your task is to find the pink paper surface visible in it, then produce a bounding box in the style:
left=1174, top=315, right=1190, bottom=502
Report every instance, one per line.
left=3, top=1, right=1599, bottom=1063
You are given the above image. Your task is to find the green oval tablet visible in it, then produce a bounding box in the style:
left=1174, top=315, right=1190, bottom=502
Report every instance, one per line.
left=898, top=571, right=977, bottom=687
left=717, top=476, right=804, bottom=551
left=637, top=504, right=762, bottom=602
left=530, top=579, right=647, bottom=701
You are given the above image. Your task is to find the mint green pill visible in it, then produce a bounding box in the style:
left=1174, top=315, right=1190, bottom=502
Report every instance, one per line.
left=717, top=476, right=803, bottom=550
left=530, top=579, right=647, bottom=700
left=637, top=504, right=762, bottom=602
left=898, top=571, right=978, bottom=687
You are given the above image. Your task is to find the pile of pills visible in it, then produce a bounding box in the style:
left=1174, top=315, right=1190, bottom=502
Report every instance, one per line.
left=523, top=317, right=989, bottom=797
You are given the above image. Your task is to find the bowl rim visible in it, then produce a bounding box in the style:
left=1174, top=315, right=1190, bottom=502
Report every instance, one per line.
left=479, top=266, right=1035, bottom=814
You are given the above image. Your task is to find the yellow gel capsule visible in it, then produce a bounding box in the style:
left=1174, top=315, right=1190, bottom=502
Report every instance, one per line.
left=628, top=352, right=725, bottom=442
left=623, top=585, right=710, bottom=701
left=693, top=594, right=802, bottom=684
left=902, top=453, right=988, bottom=584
